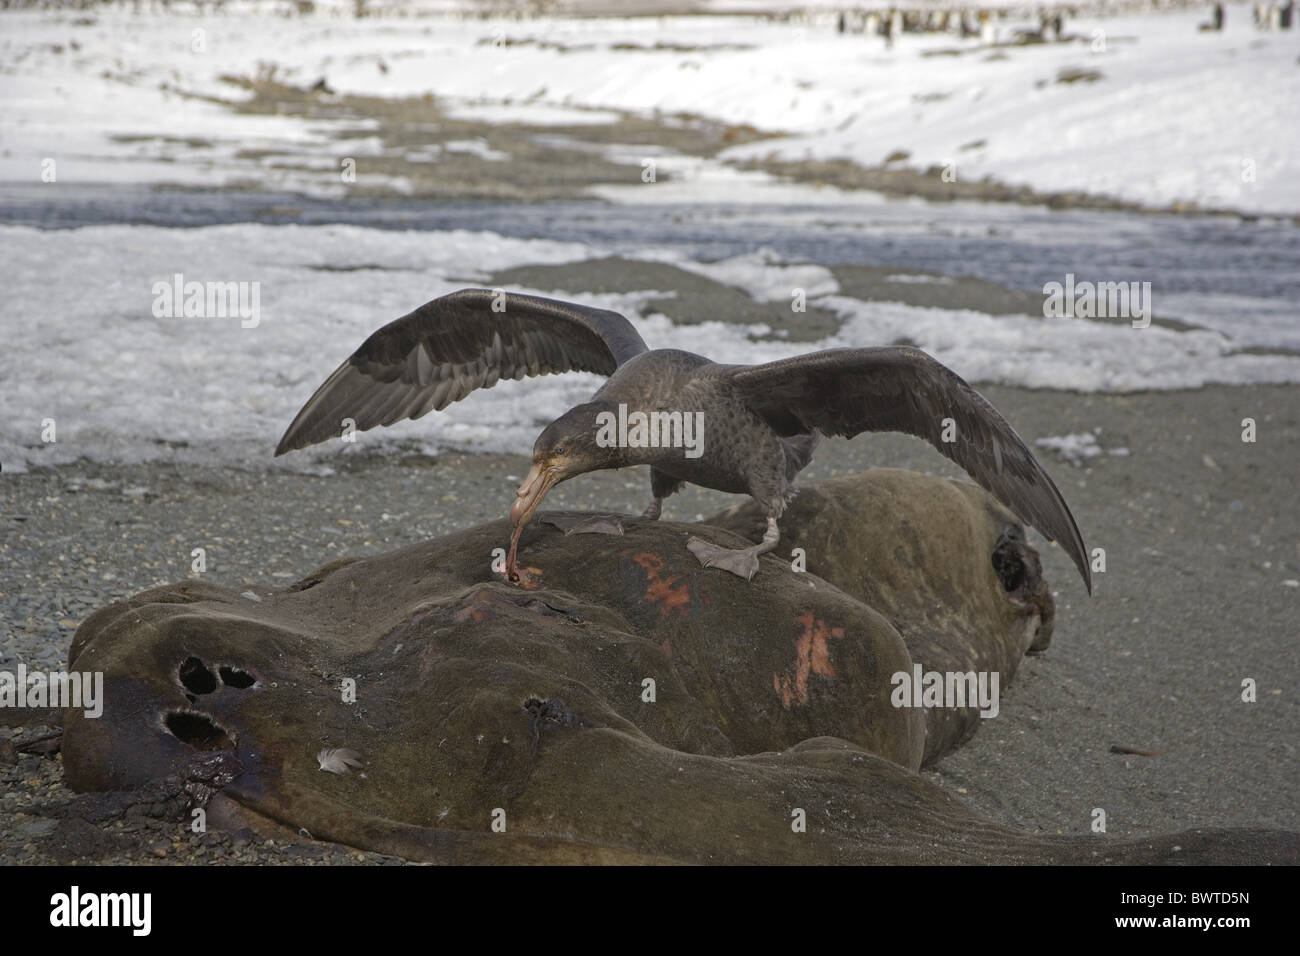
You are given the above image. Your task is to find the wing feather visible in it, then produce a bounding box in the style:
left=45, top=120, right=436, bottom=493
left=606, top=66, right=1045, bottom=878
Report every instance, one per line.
left=275, top=289, right=647, bottom=455
left=727, top=347, right=1091, bottom=592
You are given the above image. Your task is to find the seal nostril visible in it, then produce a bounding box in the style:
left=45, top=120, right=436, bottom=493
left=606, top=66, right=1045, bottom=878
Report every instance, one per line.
left=219, top=665, right=256, bottom=689
left=164, top=711, right=233, bottom=750
left=178, top=656, right=217, bottom=695
left=992, top=550, right=1025, bottom=592
left=991, top=526, right=1033, bottom=595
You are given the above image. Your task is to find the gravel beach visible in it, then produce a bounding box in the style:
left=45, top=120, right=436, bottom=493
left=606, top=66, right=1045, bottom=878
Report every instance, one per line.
left=3, top=378, right=1295, bottom=864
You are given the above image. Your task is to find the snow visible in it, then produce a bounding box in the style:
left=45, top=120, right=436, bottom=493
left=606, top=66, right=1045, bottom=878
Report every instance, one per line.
left=2, top=6, right=1297, bottom=213
left=1036, top=430, right=1132, bottom=465
left=1157, top=291, right=1300, bottom=352
left=2, top=222, right=1297, bottom=475
left=1035, top=432, right=1103, bottom=466
left=0, top=224, right=598, bottom=473
left=819, top=295, right=1300, bottom=391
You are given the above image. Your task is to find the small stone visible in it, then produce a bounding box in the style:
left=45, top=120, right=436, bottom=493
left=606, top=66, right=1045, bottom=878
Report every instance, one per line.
left=17, top=819, right=56, bottom=839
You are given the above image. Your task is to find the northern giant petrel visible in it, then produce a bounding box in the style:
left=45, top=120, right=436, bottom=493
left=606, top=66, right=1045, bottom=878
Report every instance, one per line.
left=275, top=289, right=1091, bottom=591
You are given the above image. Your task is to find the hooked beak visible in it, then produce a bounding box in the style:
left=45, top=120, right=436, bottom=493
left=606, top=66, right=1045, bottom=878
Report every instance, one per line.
left=506, top=459, right=561, bottom=582
left=510, top=460, right=561, bottom=528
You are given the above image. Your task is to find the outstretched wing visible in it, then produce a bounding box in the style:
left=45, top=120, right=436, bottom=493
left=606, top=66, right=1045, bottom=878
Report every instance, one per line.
left=726, top=347, right=1091, bottom=592
left=275, top=288, right=648, bottom=455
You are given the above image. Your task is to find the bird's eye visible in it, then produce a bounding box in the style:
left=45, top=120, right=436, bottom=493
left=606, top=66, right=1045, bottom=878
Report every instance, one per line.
left=553, top=446, right=566, bottom=456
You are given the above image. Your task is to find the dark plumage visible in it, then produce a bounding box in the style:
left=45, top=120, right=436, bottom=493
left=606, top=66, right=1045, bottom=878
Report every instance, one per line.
left=276, top=288, right=1091, bottom=592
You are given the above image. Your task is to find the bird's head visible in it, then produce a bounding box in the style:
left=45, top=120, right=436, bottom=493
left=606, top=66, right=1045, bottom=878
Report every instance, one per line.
left=509, top=401, right=625, bottom=530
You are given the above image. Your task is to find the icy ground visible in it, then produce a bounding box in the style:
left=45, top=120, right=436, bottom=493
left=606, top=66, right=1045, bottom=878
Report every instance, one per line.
left=2, top=4, right=1297, bottom=212
left=2, top=220, right=1297, bottom=474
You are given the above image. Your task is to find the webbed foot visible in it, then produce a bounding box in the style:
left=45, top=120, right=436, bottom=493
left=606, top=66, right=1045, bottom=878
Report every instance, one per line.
left=686, top=536, right=762, bottom=581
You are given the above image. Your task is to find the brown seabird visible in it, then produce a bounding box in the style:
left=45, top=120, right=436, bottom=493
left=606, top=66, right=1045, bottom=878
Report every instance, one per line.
left=275, top=288, right=1091, bottom=591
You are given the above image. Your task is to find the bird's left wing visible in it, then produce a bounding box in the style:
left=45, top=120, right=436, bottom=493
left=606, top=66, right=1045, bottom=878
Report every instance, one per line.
left=724, top=347, right=1091, bottom=592
left=275, top=288, right=648, bottom=455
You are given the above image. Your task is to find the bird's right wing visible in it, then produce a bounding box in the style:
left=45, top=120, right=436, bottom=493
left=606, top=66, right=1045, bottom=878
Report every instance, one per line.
left=726, top=347, right=1091, bottom=593
left=275, top=289, right=648, bottom=455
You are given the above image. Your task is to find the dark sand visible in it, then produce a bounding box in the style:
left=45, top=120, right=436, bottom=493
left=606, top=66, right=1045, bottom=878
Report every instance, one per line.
left=2, top=377, right=1296, bottom=863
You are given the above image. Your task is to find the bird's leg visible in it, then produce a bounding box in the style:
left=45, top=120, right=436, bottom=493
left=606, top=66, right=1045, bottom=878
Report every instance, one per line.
left=686, top=517, right=779, bottom=582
